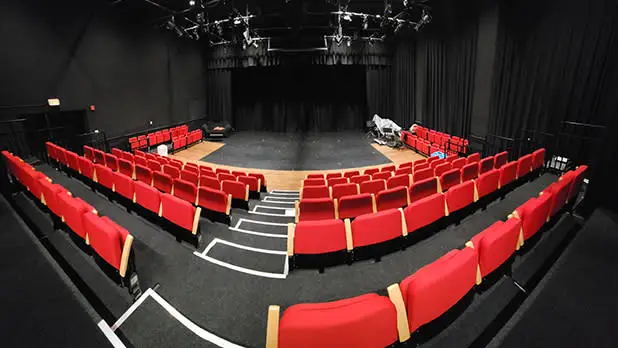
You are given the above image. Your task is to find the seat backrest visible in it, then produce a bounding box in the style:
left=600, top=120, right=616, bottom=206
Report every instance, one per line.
left=413, top=168, right=433, bottom=183
left=66, top=151, right=81, bottom=171
left=517, top=154, right=533, bottom=178
left=439, top=168, right=462, bottom=192
left=306, top=173, right=324, bottom=179
left=173, top=178, right=198, bottom=204
left=222, top=180, right=249, bottom=201
left=381, top=165, right=396, bottom=172
left=532, top=148, right=545, bottom=171
left=135, top=164, right=153, bottom=185
left=566, top=165, right=588, bottom=203
left=351, top=208, right=403, bottom=248
left=197, top=186, right=230, bottom=215
left=248, top=173, right=266, bottom=188
left=301, top=185, right=330, bottom=199
left=400, top=247, right=477, bottom=333
left=135, top=156, right=148, bottom=167
left=147, top=160, right=162, bottom=173
left=409, top=177, right=438, bottom=203
left=113, top=171, right=135, bottom=199
left=78, top=156, right=95, bottom=180
left=434, top=163, right=452, bottom=178
left=292, top=219, right=347, bottom=254
left=494, top=151, right=508, bottom=169
left=163, top=164, right=180, bottom=179
left=451, top=157, right=466, bottom=170
left=478, top=156, right=495, bottom=175
left=303, top=178, right=325, bottom=187
left=181, top=170, right=199, bottom=186
left=95, top=163, right=114, bottom=189
left=394, top=167, right=413, bottom=176
left=349, top=174, right=371, bottom=185
left=331, top=183, right=359, bottom=200
left=133, top=180, right=161, bottom=214
left=160, top=193, right=197, bottom=232
left=84, top=213, right=127, bottom=271
left=359, top=179, right=386, bottom=195
left=200, top=176, right=221, bottom=190
left=387, top=174, right=410, bottom=190
left=200, top=170, right=217, bottom=180
left=515, top=194, right=552, bottom=241
left=338, top=193, right=375, bottom=219
left=475, top=169, right=500, bottom=199
left=547, top=178, right=572, bottom=217
left=153, top=171, right=174, bottom=194
left=298, top=198, right=336, bottom=221
left=430, top=159, right=446, bottom=171
left=118, top=159, right=134, bottom=179
left=461, top=162, right=479, bottom=182
left=376, top=186, right=408, bottom=211
left=445, top=180, right=475, bottom=214
left=238, top=176, right=260, bottom=191
left=470, top=218, right=520, bottom=279
left=403, top=192, right=445, bottom=233
left=364, top=168, right=380, bottom=176
left=343, top=170, right=360, bottom=178
left=499, top=161, right=518, bottom=187
left=467, top=153, right=480, bottom=164
left=232, top=170, right=247, bottom=177
left=326, top=172, right=342, bottom=179
left=57, top=194, right=93, bottom=240
left=327, top=177, right=349, bottom=187
left=218, top=173, right=236, bottom=182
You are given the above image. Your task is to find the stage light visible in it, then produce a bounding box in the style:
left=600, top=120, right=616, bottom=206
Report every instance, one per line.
left=189, top=0, right=195, bottom=6
left=363, top=15, right=369, bottom=30
left=346, top=39, right=351, bottom=47
left=47, top=98, right=60, bottom=106
left=342, top=13, right=352, bottom=22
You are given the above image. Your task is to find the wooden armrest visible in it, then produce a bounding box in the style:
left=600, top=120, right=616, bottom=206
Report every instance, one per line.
left=119, top=234, right=134, bottom=278
left=387, top=284, right=411, bottom=343
left=399, top=208, right=408, bottom=237
left=334, top=198, right=339, bottom=219
left=344, top=219, right=353, bottom=251
left=266, top=305, right=280, bottom=348
left=226, top=194, right=232, bottom=215
left=294, top=201, right=299, bottom=223
left=287, top=224, right=295, bottom=256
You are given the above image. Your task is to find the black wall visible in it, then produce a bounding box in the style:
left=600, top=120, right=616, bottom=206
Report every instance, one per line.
left=0, top=0, right=205, bottom=137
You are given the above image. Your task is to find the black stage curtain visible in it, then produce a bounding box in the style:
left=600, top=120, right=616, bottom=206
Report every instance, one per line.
left=489, top=0, right=618, bottom=139
left=231, top=66, right=367, bottom=132
left=205, top=69, right=232, bottom=123
left=366, top=65, right=392, bottom=120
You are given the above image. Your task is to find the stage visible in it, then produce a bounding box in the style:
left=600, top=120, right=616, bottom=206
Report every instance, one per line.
left=170, top=131, right=424, bottom=190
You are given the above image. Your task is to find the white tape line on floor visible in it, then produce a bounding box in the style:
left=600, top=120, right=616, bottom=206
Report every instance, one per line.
left=98, top=320, right=127, bottom=348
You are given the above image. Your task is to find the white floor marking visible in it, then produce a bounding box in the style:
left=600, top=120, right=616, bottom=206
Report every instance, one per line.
left=193, top=252, right=287, bottom=279
left=261, top=198, right=296, bottom=204
left=98, top=320, right=127, bottom=348
left=268, top=192, right=299, bottom=197
left=264, top=195, right=297, bottom=201
left=229, top=227, right=287, bottom=239
left=111, top=288, right=155, bottom=330
left=200, top=239, right=218, bottom=256
left=111, top=288, right=246, bottom=347
left=270, top=189, right=299, bottom=193
left=213, top=238, right=287, bottom=255
left=237, top=218, right=289, bottom=227
left=250, top=205, right=295, bottom=217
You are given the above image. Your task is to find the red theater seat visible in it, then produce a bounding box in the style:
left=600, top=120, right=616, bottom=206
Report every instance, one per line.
left=479, top=156, right=495, bottom=175
left=303, top=178, right=325, bottom=187
left=467, top=153, right=480, bottom=164
left=57, top=195, right=95, bottom=241
left=461, top=162, right=479, bottom=182
left=78, top=157, right=95, bottom=181
left=118, top=158, right=134, bottom=178
left=301, top=185, right=330, bottom=199
left=290, top=219, right=347, bottom=255
left=163, top=164, right=180, bottom=179
left=248, top=173, right=267, bottom=191
left=565, top=165, right=587, bottom=203
left=199, top=176, right=220, bottom=190
left=218, top=173, right=236, bottom=182
left=532, top=148, right=545, bottom=171
left=343, top=170, right=360, bottom=178
left=153, top=171, right=174, bottom=194
left=381, top=165, right=396, bottom=172
left=238, top=176, right=260, bottom=192
left=111, top=148, right=123, bottom=158
left=413, top=168, right=433, bottom=183
left=200, top=170, right=217, bottom=180
left=434, top=163, right=451, bottom=178
left=413, top=159, right=427, bottom=167
left=517, top=154, right=533, bottom=179
left=296, top=198, right=337, bottom=222
left=514, top=194, right=552, bottom=243
left=147, top=160, right=162, bottom=173
left=376, top=186, right=409, bottom=211
left=338, top=193, right=375, bottom=219
left=469, top=219, right=520, bottom=282
left=173, top=178, right=198, bottom=204
left=349, top=174, right=371, bottom=185
left=135, top=164, right=153, bottom=186
left=400, top=247, right=477, bottom=333
left=134, top=180, right=161, bottom=214
left=222, top=180, right=249, bottom=202
left=445, top=180, right=475, bottom=214
left=387, top=174, right=410, bottom=189
left=429, top=159, right=446, bottom=171
left=95, top=164, right=114, bottom=190
left=83, top=145, right=95, bottom=162
left=403, top=193, right=445, bottom=233
left=326, top=173, right=342, bottom=180
left=84, top=214, right=134, bottom=277
left=135, top=156, right=148, bottom=167
left=215, top=168, right=230, bottom=175
left=399, top=162, right=413, bottom=169
left=181, top=170, right=199, bottom=187
left=439, top=168, right=462, bottom=192
left=232, top=170, right=247, bottom=177
left=160, top=194, right=201, bottom=235
left=475, top=169, right=500, bottom=199
left=360, top=179, right=386, bottom=195
left=364, top=168, right=380, bottom=176
left=40, top=180, right=70, bottom=217
left=351, top=208, right=404, bottom=248
left=331, top=183, right=359, bottom=200
left=306, top=173, right=324, bottom=179
left=372, top=171, right=392, bottom=182
left=494, top=151, right=508, bottom=169
left=198, top=187, right=231, bottom=215
left=394, top=167, right=413, bottom=176
left=327, top=177, right=348, bottom=187
left=93, top=149, right=105, bottom=164
left=543, top=178, right=572, bottom=218
left=499, top=161, right=518, bottom=187
left=199, top=165, right=213, bottom=174
left=409, top=177, right=439, bottom=203
left=427, top=156, right=439, bottom=165
left=66, top=151, right=81, bottom=172
left=451, top=157, right=466, bottom=170
left=113, top=172, right=135, bottom=200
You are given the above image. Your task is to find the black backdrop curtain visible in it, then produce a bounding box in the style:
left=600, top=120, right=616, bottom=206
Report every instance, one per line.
left=205, top=69, right=232, bottom=123
left=489, top=0, right=618, bottom=139
left=366, top=65, right=392, bottom=120
left=232, top=66, right=367, bottom=132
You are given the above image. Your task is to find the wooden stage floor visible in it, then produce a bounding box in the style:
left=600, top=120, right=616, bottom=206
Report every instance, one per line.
left=170, top=140, right=425, bottom=190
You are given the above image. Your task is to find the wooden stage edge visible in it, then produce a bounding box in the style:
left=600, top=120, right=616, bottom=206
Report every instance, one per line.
left=169, top=141, right=426, bottom=191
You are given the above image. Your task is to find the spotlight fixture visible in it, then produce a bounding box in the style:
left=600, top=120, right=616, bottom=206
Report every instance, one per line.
left=189, top=0, right=195, bottom=6
left=342, top=12, right=352, bottom=22
left=362, top=15, right=369, bottom=30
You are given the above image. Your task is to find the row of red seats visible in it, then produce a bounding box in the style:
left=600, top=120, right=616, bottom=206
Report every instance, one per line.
left=266, top=165, right=587, bottom=348
left=128, top=124, right=189, bottom=151
left=2, top=150, right=136, bottom=282
left=172, top=129, right=202, bottom=152
left=48, top=143, right=207, bottom=242
left=296, top=149, right=545, bottom=222
left=407, top=125, right=469, bottom=155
